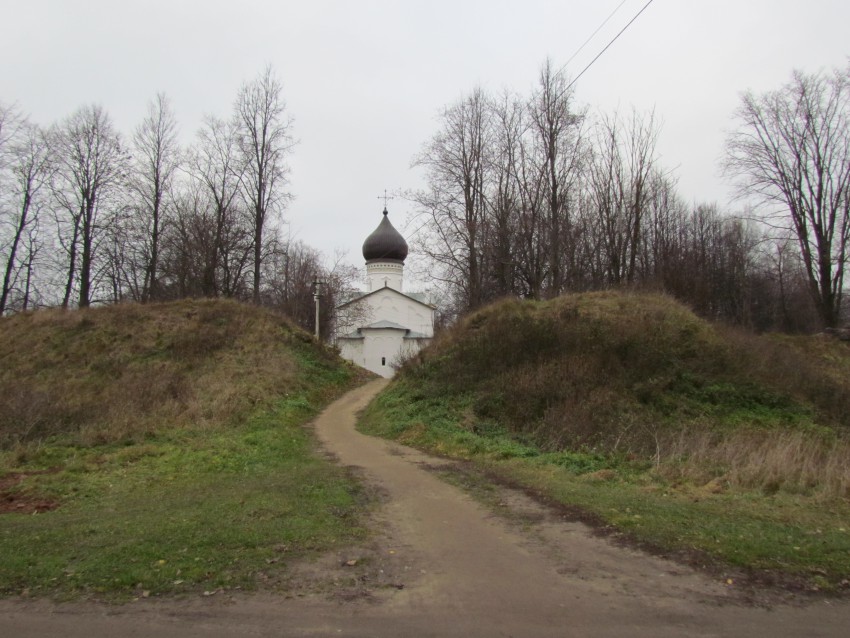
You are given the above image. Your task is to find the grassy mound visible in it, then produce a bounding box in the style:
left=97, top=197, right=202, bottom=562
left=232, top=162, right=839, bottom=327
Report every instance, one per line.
left=0, top=298, right=355, bottom=448
left=362, top=292, right=850, bottom=590
left=384, top=292, right=850, bottom=491
left=0, top=299, right=371, bottom=599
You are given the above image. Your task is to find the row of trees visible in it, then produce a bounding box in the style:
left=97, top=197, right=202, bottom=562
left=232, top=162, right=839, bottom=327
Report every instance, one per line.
left=4, top=61, right=848, bottom=336
left=412, top=62, right=850, bottom=331
left=0, top=67, right=358, bottom=334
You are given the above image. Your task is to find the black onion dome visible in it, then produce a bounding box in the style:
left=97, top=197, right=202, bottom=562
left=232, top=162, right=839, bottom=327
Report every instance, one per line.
left=362, top=208, right=408, bottom=263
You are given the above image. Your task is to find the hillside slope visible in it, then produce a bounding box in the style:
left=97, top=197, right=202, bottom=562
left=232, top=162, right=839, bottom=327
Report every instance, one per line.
left=0, top=298, right=359, bottom=447
left=0, top=299, right=371, bottom=599
left=382, top=291, right=850, bottom=454
left=362, top=292, right=850, bottom=589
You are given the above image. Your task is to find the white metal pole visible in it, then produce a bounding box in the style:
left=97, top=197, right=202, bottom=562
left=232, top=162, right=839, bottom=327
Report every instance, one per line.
left=313, top=280, right=321, bottom=340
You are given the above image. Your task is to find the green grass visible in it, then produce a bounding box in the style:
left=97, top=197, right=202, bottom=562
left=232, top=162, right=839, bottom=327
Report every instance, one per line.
left=360, top=380, right=850, bottom=590
left=0, top=392, right=370, bottom=600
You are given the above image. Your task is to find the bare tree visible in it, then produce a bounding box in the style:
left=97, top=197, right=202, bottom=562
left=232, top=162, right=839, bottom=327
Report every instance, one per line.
left=130, top=93, right=180, bottom=302
left=0, top=103, right=26, bottom=311
left=235, top=65, right=294, bottom=304
left=0, top=102, right=21, bottom=166
left=639, top=169, right=685, bottom=287
left=527, top=60, right=586, bottom=297
left=486, top=91, right=524, bottom=298
left=262, top=238, right=325, bottom=331
left=414, top=88, right=491, bottom=311
left=52, top=105, right=126, bottom=308
left=587, top=108, right=659, bottom=285
left=0, top=121, right=52, bottom=314
left=513, top=127, right=548, bottom=298
left=725, top=66, right=850, bottom=328
left=18, top=218, right=42, bottom=310
left=186, top=115, right=249, bottom=297
left=159, top=182, right=207, bottom=298
left=759, top=234, right=820, bottom=332
left=323, top=248, right=374, bottom=340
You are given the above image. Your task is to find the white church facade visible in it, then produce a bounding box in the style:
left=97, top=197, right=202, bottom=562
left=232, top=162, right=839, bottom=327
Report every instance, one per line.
left=333, top=207, right=434, bottom=378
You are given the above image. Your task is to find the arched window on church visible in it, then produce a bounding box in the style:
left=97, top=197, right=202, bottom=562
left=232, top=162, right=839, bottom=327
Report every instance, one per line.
left=381, top=357, right=386, bottom=366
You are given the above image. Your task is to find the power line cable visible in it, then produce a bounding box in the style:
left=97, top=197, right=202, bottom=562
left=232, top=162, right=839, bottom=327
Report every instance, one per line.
left=562, top=0, right=629, bottom=69
left=565, top=0, right=656, bottom=93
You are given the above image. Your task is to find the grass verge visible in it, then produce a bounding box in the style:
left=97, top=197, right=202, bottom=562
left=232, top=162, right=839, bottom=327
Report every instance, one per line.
left=0, top=391, right=371, bottom=600
left=360, top=379, right=850, bottom=593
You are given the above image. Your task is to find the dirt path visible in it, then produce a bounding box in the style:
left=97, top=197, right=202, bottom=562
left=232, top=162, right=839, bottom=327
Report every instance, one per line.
left=2, top=379, right=849, bottom=637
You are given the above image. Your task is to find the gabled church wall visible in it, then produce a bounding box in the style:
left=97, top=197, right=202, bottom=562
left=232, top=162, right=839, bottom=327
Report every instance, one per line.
left=406, top=306, right=432, bottom=335
left=354, top=291, right=433, bottom=336
left=338, top=339, right=364, bottom=368
left=362, top=329, right=405, bottom=378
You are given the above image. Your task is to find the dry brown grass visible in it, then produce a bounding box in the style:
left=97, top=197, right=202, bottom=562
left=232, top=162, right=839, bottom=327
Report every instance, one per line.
left=0, top=299, right=339, bottom=449
left=657, top=428, right=850, bottom=500
left=718, top=326, right=850, bottom=428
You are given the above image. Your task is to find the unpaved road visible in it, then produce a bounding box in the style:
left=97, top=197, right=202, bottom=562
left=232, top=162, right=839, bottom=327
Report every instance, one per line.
left=2, top=378, right=849, bottom=637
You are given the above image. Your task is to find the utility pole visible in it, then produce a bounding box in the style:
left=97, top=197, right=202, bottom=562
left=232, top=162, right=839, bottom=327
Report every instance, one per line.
left=313, top=278, right=323, bottom=340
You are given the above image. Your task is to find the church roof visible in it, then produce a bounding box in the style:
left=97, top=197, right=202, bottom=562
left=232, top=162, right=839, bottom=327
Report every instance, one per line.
left=362, top=208, right=408, bottom=263
left=362, top=320, right=409, bottom=330
left=405, top=292, right=431, bottom=304
left=337, top=330, right=364, bottom=340
left=403, top=330, right=430, bottom=340
left=336, top=285, right=435, bottom=310
left=336, top=322, right=432, bottom=340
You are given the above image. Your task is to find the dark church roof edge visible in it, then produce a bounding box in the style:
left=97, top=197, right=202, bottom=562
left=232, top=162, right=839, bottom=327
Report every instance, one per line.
left=335, top=286, right=435, bottom=310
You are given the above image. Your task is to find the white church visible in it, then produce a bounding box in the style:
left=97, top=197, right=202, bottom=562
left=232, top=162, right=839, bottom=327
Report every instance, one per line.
left=333, top=206, right=435, bottom=378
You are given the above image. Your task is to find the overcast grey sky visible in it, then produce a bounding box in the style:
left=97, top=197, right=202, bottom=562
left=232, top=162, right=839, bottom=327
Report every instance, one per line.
left=2, top=0, right=849, bottom=270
